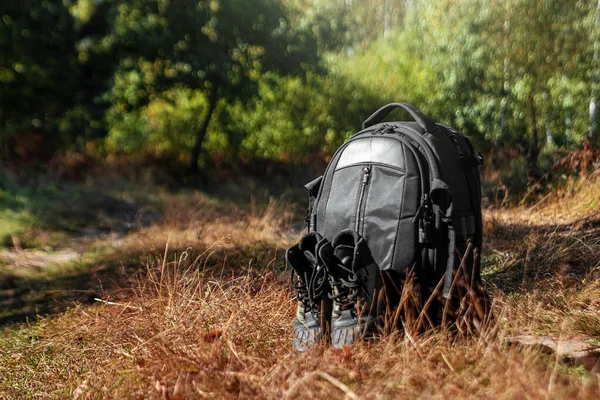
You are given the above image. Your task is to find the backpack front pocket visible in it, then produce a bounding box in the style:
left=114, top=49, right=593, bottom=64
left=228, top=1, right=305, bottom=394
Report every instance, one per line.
left=323, top=163, right=419, bottom=271
left=362, top=164, right=420, bottom=271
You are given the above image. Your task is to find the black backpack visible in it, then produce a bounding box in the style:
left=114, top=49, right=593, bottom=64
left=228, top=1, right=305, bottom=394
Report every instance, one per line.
left=303, top=102, right=485, bottom=323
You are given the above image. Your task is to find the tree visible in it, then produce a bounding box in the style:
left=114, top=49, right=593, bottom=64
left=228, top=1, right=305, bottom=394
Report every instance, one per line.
left=413, top=0, right=592, bottom=181
left=108, top=0, right=319, bottom=173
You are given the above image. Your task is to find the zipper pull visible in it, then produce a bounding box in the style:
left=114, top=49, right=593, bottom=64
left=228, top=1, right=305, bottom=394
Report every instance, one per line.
left=362, top=167, right=371, bottom=184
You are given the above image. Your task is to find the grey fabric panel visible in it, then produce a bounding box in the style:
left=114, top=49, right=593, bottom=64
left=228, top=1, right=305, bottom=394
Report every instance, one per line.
left=391, top=168, right=421, bottom=271
left=362, top=166, right=406, bottom=270
left=322, top=167, right=363, bottom=241
left=336, top=137, right=406, bottom=171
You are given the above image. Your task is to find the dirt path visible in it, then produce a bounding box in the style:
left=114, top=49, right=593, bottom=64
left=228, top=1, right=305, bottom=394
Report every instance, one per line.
left=0, top=203, right=162, bottom=325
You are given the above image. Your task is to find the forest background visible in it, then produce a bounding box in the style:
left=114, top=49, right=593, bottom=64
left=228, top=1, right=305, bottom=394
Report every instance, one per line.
left=2, top=0, right=599, bottom=189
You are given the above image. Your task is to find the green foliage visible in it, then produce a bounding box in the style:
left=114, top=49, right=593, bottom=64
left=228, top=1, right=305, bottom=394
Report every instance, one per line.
left=107, top=87, right=230, bottom=162
left=0, top=0, right=599, bottom=180
left=402, top=0, right=596, bottom=177
left=329, top=36, right=437, bottom=118
left=104, top=0, right=320, bottom=168
left=232, top=72, right=376, bottom=162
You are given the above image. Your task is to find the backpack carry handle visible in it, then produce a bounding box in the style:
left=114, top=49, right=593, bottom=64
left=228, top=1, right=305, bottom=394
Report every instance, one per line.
left=362, top=102, right=438, bottom=133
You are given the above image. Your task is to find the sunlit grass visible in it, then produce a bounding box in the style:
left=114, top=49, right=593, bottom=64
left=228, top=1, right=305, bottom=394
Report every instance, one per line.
left=0, top=172, right=599, bottom=398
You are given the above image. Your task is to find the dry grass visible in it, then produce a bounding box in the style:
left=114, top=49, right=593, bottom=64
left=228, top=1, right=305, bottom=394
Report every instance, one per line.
left=1, top=176, right=599, bottom=399
left=111, top=192, right=297, bottom=271
left=487, top=169, right=600, bottom=225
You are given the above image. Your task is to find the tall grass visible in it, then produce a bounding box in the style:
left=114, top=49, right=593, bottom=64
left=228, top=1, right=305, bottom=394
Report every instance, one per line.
left=1, top=174, right=599, bottom=399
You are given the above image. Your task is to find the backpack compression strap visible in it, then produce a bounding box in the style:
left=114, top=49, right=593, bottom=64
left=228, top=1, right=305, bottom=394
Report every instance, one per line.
left=430, top=178, right=455, bottom=299
left=443, top=223, right=455, bottom=299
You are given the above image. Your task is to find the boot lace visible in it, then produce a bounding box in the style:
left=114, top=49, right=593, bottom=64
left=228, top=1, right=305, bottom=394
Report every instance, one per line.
left=328, top=268, right=362, bottom=312
left=309, top=265, right=330, bottom=301
left=290, top=270, right=314, bottom=312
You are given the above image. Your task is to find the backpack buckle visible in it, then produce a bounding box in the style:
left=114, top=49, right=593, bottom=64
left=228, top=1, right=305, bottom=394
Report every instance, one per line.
left=474, top=152, right=484, bottom=166
left=413, top=194, right=434, bottom=244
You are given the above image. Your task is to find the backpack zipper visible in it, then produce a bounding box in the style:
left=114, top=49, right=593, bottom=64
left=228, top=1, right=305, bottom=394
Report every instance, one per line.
left=355, top=166, right=371, bottom=233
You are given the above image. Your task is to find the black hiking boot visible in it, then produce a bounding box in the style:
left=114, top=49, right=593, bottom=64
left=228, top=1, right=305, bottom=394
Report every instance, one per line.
left=319, top=229, right=383, bottom=348
left=286, top=232, right=332, bottom=352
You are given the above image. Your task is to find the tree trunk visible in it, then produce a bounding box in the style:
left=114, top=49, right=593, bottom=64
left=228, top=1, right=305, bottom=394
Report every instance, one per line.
left=189, top=85, right=219, bottom=174
left=589, top=0, right=600, bottom=145
left=384, top=0, right=392, bottom=39
left=499, top=11, right=510, bottom=138
left=526, top=94, right=541, bottom=182
left=544, top=90, right=553, bottom=144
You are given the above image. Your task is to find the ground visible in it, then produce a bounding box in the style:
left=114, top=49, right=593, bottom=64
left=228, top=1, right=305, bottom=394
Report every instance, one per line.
left=0, top=171, right=599, bottom=399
